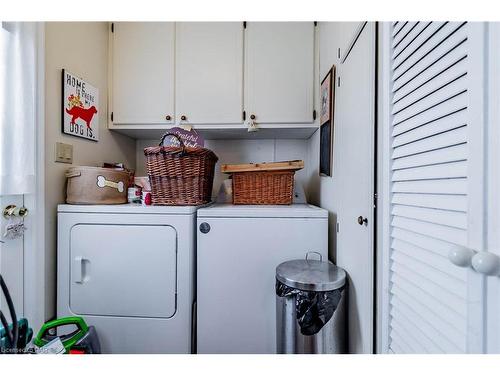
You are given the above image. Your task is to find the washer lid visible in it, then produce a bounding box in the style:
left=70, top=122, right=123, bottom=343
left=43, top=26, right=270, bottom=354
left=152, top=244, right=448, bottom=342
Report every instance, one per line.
left=276, top=258, right=346, bottom=292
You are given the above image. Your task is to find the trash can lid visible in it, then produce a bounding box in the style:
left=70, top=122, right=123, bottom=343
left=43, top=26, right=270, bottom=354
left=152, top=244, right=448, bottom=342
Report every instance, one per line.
left=276, top=258, right=346, bottom=292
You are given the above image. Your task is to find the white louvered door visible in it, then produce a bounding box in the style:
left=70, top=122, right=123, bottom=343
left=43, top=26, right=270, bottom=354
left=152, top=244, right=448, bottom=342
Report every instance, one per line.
left=383, top=21, right=487, bottom=354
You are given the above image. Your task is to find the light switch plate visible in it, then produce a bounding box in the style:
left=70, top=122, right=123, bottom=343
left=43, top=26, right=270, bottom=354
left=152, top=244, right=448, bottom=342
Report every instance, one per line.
left=55, top=142, right=73, bottom=164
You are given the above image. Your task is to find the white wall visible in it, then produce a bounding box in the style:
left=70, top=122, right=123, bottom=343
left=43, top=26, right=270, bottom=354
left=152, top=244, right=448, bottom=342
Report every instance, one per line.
left=136, top=139, right=309, bottom=198
left=44, top=22, right=136, bottom=320
left=306, top=22, right=360, bottom=262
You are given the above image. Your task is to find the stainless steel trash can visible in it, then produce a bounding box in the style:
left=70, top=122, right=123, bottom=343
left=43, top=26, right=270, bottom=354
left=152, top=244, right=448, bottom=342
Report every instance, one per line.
left=276, top=252, right=347, bottom=354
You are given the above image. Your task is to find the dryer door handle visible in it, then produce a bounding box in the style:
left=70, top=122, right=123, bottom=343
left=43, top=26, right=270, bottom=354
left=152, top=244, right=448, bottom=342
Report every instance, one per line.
left=73, top=256, right=84, bottom=283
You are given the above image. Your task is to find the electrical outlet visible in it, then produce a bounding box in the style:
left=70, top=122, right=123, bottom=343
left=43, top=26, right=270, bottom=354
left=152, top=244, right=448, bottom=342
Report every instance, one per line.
left=55, top=142, right=73, bottom=164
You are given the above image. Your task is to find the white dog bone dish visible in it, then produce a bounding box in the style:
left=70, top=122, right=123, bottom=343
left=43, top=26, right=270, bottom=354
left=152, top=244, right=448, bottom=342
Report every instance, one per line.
left=96, top=175, right=125, bottom=193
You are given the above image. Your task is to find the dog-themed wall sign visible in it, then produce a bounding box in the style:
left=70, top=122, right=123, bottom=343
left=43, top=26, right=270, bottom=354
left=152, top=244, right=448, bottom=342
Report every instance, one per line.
left=62, top=69, right=99, bottom=141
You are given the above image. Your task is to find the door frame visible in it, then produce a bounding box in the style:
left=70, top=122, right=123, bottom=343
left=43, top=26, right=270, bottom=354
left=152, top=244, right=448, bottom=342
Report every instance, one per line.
left=486, top=21, right=500, bottom=354
left=375, top=21, right=392, bottom=354
left=21, top=22, right=46, bottom=332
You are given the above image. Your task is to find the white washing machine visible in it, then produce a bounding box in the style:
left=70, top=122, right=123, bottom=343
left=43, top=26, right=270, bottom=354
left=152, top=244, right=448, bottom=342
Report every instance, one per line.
left=57, top=204, right=197, bottom=354
left=196, top=203, right=328, bottom=354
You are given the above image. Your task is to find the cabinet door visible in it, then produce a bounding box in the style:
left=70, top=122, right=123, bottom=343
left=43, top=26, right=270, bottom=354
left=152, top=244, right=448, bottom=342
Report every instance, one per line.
left=334, top=22, right=375, bottom=354
left=244, top=22, right=315, bottom=124
left=112, top=22, right=175, bottom=124
left=176, top=22, right=243, bottom=124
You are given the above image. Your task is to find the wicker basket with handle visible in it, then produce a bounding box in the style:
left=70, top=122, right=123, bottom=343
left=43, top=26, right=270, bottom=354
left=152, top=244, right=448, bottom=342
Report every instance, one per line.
left=222, top=160, right=304, bottom=205
left=144, top=132, right=218, bottom=205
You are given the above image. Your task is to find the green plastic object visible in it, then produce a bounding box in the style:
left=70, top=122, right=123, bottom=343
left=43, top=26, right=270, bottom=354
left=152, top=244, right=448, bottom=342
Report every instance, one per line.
left=34, top=316, right=89, bottom=352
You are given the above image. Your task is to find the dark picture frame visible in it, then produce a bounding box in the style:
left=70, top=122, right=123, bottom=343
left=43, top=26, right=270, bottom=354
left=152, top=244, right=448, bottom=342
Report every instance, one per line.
left=319, top=66, right=336, bottom=176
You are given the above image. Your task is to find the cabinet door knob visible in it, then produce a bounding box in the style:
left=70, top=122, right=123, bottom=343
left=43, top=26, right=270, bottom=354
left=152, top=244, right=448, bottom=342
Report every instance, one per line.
left=448, top=245, right=476, bottom=268
left=165, top=115, right=171, bottom=121
left=357, top=216, right=368, bottom=225
left=250, top=114, right=256, bottom=120
left=181, top=115, right=187, bottom=121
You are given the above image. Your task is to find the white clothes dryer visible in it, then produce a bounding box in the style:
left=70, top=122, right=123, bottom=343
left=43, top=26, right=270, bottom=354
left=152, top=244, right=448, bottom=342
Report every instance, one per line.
left=57, top=204, right=198, bottom=353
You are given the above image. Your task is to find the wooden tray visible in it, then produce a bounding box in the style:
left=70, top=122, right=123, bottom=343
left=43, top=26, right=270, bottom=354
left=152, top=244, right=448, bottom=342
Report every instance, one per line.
left=221, top=160, right=304, bottom=173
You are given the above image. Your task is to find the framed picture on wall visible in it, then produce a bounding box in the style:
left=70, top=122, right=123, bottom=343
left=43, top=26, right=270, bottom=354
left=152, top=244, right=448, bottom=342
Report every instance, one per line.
left=319, top=66, right=336, bottom=176
left=62, top=69, right=99, bottom=142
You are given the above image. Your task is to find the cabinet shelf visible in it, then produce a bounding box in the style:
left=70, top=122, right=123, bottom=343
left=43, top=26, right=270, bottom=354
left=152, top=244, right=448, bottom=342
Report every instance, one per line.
left=108, top=124, right=319, bottom=140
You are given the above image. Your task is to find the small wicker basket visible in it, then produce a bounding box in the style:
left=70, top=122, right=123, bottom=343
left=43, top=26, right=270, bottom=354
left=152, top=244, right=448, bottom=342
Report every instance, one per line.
left=144, top=132, right=218, bottom=206
left=222, top=160, right=304, bottom=205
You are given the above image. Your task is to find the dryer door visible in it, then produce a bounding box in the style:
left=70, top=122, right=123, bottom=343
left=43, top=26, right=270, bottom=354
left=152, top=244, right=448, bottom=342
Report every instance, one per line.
left=69, top=224, right=177, bottom=318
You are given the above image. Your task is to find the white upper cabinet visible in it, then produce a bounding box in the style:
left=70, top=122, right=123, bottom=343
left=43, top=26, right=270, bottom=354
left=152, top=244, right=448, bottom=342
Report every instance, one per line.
left=175, top=22, right=243, bottom=125
left=112, top=22, right=175, bottom=124
left=244, top=22, right=315, bottom=124
left=110, top=22, right=317, bottom=138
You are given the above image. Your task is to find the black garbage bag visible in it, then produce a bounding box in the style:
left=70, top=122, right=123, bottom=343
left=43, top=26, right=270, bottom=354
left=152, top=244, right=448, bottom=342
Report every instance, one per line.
left=276, top=280, right=344, bottom=336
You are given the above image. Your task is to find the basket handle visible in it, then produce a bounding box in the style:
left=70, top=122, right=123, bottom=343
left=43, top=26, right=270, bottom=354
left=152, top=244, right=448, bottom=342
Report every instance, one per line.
left=159, top=132, right=186, bottom=150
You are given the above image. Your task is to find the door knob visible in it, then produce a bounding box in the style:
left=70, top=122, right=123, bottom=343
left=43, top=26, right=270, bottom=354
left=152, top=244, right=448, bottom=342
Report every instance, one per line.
left=3, top=205, right=28, bottom=219
left=165, top=115, right=171, bottom=121
left=471, top=252, right=500, bottom=276
left=181, top=115, right=187, bottom=121
left=357, top=216, right=368, bottom=225
left=448, top=245, right=476, bottom=268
